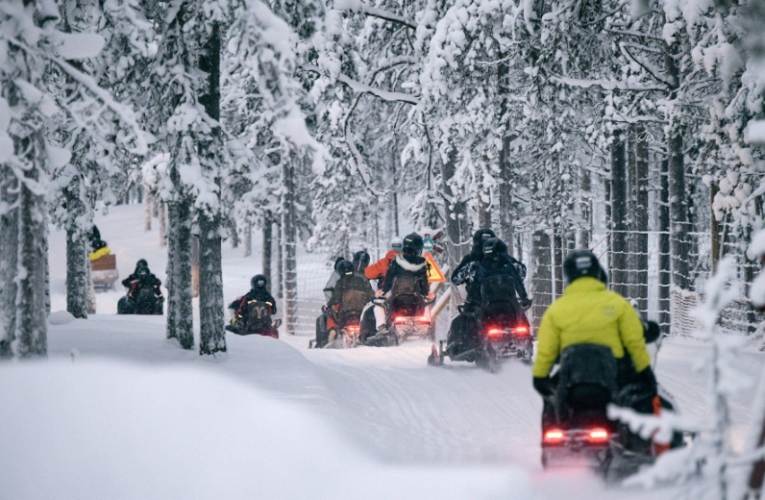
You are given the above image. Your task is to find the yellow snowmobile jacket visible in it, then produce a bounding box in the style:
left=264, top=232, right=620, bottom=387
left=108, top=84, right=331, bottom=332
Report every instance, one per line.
left=532, top=277, right=650, bottom=378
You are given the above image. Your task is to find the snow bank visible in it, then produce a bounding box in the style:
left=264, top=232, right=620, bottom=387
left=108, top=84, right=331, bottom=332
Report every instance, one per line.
left=48, top=310, right=76, bottom=325
left=0, top=361, right=531, bottom=500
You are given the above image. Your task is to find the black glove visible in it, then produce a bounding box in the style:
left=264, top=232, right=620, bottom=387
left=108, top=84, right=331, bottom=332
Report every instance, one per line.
left=534, top=377, right=554, bottom=398
left=519, top=298, right=532, bottom=310
left=637, top=366, right=658, bottom=398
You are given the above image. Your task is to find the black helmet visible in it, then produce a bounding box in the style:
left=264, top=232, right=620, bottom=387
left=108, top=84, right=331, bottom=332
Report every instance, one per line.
left=334, top=257, right=347, bottom=272
left=402, top=233, right=424, bottom=256
left=353, top=250, right=370, bottom=273
left=251, top=274, right=268, bottom=290
left=337, top=260, right=354, bottom=276
left=472, top=228, right=496, bottom=256
left=563, top=249, right=606, bottom=284
left=482, top=238, right=508, bottom=260
left=136, top=259, right=148, bottom=270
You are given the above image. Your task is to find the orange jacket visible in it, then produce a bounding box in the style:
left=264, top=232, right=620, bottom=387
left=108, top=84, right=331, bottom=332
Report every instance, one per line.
left=365, top=250, right=401, bottom=280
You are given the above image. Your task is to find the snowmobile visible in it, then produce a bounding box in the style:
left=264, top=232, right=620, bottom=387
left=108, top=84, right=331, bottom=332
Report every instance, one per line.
left=225, top=300, right=281, bottom=338
left=117, top=282, right=163, bottom=315
left=323, top=308, right=362, bottom=349
left=367, top=280, right=435, bottom=346
left=429, top=303, right=532, bottom=371
left=540, top=321, right=688, bottom=479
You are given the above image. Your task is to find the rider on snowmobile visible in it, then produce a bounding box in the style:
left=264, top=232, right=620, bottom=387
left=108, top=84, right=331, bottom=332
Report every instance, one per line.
left=119, top=260, right=163, bottom=314
left=315, top=257, right=350, bottom=348
left=532, top=249, right=657, bottom=428
left=365, top=237, right=403, bottom=290
left=365, top=233, right=430, bottom=346
left=228, top=275, right=277, bottom=334
left=446, top=238, right=531, bottom=357
left=326, top=260, right=374, bottom=344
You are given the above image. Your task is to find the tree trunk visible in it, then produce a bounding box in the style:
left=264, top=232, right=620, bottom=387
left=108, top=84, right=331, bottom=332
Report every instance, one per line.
left=244, top=221, right=252, bottom=257
left=158, top=201, right=167, bottom=247
left=166, top=202, right=178, bottom=340
left=65, top=190, right=89, bottom=319
left=276, top=220, right=283, bottom=299
left=532, top=230, right=553, bottom=330
left=16, top=139, right=48, bottom=357
left=66, top=225, right=89, bottom=319
left=659, top=157, right=671, bottom=334
left=634, top=124, right=649, bottom=314
left=0, top=165, right=19, bottom=358
left=262, top=214, right=272, bottom=291
left=144, top=190, right=153, bottom=232
left=478, top=185, right=491, bottom=230
left=578, top=165, right=591, bottom=248
left=553, top=227, right=564, bottom=297
left=86, top=261, right=96, bottom=315
left=191, top=235, right=200, bottom=298
left=391, top=145, right=400, bottom=237
left=499, top=136, right=515, bottom=256
left=665, top=43, right=691, bottom=290
left=611, top=130, right=629, bottom=297
left=440, top=147, right=468, bottom=272
left=711, top=181, right=720, bottom=274
left=175, top=199, right=194, bottom=349
left=199, top=213, right=226, bottom=355
left=282, top=159, right=298, bottom=335
left=228, top=217, right=239, bottom=249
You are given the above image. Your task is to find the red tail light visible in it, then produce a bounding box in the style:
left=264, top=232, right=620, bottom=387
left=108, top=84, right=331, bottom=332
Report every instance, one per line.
left=544, top=429, right=565, bottom=443
left=588, top=428, right=609, bottom=442
left=346, top=326, right=359, bottom=333
left=515, top=326, right=529, bottom=335
left=418, top=316, right=429, bottom=324
left=394, top=316, right=406, bottom=324
left=487, top=328, right=502, bottom=337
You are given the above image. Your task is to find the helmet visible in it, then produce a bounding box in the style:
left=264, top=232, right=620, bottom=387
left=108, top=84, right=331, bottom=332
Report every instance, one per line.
left=563, top=249, right=606, bottom=284
left=334, top=257, right=347, bottom=272
left=482, top=238, right=508, bottom=260
left=251, top=274, right=268, bottom=290
left=390, top=237, right=403, bottom=251
left=402, top=233, right=424, bottom=256
left=337, top=260, right=354, bottom=276
left=353, top=250, right=370, bottom=273
left=472, top=228, right=496, bottom=256
left=136, top=259, right=148, bottom=270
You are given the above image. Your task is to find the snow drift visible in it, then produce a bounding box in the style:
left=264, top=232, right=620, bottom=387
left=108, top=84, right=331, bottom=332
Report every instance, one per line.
left=0, top=361, right=531, bottom=500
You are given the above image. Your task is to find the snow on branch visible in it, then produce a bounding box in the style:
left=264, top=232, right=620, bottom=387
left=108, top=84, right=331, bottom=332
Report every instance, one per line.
left=304, top=65, right=419, bottom=105
left=551, top=75, right=667, bottom=92
left=334, top=0, right=417, bottom=30
left=620, top=43, right=676, bottom=88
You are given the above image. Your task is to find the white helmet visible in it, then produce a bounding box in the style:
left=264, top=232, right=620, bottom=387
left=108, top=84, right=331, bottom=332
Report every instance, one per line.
left=390, top=237, right=403, bottom=251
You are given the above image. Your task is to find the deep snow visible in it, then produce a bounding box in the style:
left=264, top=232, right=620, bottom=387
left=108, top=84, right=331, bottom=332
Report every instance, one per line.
left=2, top=203, right=764, bottom=499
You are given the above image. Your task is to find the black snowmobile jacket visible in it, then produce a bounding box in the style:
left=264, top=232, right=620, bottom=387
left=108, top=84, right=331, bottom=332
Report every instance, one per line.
left=382, top=254, right=429, bottom=297
left=230, top=288, right=277, bottom=317
left=473, top=253, right=529, bottom=305
left=122, top=271, right=162, bottom=298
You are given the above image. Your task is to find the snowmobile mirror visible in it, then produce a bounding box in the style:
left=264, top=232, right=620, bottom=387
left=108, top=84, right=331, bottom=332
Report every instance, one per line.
left=643, top=320, right=661, bottom=344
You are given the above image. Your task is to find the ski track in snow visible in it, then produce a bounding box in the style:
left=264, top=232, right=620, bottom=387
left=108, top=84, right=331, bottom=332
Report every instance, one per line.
left=32, top=204, right=765, bottom=499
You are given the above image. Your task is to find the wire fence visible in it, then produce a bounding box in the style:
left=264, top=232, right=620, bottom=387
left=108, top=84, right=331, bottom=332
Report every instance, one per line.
left=511, top=225, right=764, bottom=338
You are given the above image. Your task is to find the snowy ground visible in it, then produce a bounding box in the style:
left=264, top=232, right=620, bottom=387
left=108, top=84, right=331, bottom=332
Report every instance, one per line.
left=3, top=203, right=764, bottom=499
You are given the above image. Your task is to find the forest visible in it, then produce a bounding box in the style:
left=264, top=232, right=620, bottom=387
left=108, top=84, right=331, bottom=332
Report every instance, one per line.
left=2, top=0, right=765, bottom=357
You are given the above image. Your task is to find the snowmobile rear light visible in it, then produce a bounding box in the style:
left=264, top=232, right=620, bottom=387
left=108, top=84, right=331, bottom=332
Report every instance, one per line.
left=588, top=428, right=609, bottom=442
left=346, top=325, right=359, bottom=333
left=515, top=326, right=529, bottom=335
left=417, top=316, right=429, bottom=324
left=394, top=316, right=407, bottom=324
left=487, top=328, right=502, bottom=337
left=543, top=430, right=565, bottom=443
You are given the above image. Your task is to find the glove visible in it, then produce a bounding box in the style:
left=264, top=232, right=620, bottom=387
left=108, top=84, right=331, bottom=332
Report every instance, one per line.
left=519, top=298, right=532, bottom=310
left=533, top=377, right=554, bottom=398
left=637, top=366, right=658, bottom=398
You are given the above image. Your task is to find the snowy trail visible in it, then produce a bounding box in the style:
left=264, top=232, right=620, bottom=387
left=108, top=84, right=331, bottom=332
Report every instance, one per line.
left=29, top=203, right=765, bottom=499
